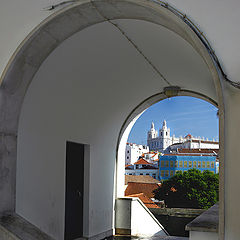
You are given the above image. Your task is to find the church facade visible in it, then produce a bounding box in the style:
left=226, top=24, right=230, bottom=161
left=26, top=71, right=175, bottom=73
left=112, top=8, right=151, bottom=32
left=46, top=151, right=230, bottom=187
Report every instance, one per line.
left=147, top=121, right=219, bottom=152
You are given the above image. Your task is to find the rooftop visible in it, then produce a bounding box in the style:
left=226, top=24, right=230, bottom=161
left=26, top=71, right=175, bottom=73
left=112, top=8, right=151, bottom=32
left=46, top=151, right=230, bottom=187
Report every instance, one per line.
left=125, top=175, right=160, bottom=185
left=126, top=193, right=160, bottom=208
left=125, top=182, right=160, bottom=198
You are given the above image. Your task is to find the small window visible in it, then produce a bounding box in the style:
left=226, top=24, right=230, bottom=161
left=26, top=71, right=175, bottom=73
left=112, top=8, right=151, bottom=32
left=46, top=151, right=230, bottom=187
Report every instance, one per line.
left=140, top=173, right=143, bottom=175
left=127, top=156, right=129, bottom=159
left=193, top=161, right=197, bottom=168
left=153, top=174, right=156, bottom=179
left=202, top=161, right=206, bottom=168
left=170, top=170, right=174, bottom=176
left=179, top=161, right=183, bottom=168
left=170, top=160, right=174, bottom=168
left=207, top=161, right=210, bottom=168
left=165, top=170, right=169, bottom=177
left=198, top=161, right=201, bottom=168
left=161, top=160, right=164, bottom=167
left=175, top=161, right=178, bottom=167
left=161, top=132, right=162, bottom=136
left=127, top=150, right=130, bottom=153
left=184, top=161, right=187, bottom=168
left=146, top=173, right=150, bottom=175
left=166, top=132, right=168, bottom=136
left=161, top=170, right=164, bottom=177
left=189, top=161, right=192, bottom=168
left=129, top=173, right=132, bottom=175
left=211, top=162, right=215, bottom=168
left=136, top=165, right=139, bottom=169
left=165, top=161, right=169, bottom=167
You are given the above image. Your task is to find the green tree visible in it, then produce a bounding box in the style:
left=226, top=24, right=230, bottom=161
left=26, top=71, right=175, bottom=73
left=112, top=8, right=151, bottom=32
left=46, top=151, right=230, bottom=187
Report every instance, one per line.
left=153, top=169, right=219, bottom=209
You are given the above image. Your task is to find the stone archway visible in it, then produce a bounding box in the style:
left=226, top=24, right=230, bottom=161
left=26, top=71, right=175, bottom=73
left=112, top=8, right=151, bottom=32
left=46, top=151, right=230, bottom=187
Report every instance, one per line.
left=0, top=0, right=224, bottom=239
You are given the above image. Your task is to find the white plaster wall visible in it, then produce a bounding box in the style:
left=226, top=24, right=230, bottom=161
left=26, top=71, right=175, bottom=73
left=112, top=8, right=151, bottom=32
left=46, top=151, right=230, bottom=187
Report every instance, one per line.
left=131, top=198, right=167, bottom=236
left=16, top=19, right=216, bottom=240
left=0, top=0, right=240, bottom=84
left=190, top=231, right=218, bottom=240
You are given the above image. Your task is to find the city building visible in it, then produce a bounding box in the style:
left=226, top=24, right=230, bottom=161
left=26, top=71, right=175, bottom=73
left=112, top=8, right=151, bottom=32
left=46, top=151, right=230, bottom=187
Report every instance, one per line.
left=159, top=151, right=218, bottom=180
left=125, top=143, right=149, bottom=165
left=125, top=158, right=158, bottom=179
left=147, top=120, right=219, bottom=152
left=143, top=151, right=159, bottom=164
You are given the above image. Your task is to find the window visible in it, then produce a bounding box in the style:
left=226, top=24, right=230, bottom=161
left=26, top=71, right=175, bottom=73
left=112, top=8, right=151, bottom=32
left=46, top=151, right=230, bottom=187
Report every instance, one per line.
left=170, top=160, right=174, bottom=167
left=166, top=132, right=168, bottom=136
left=165, top=170, right=169, bottom=177
left=179, top=161, right=183, bottom=168
left=175, top=161, right=178, bottom=167
left=161, top=132, right=162, bottom=136
left=202, top=161, right=206, bottom=168
left=198, top=161, right=201, bottom=168
left=170, top=170, right=174, bottom=176
left=129, top=173, right=132, bottom=175
left=153, top=174, right=156, bottom=179
left=211, top=162, right=215, bottom=168
left=161, top=160, right=164, bottom=167
left=136, top=165, right=139, bottom=169
left=127, top=150, right=130, bottom=153
left=184, top=161, right=187, bottom=168
left=127, top=156, right=129, bottom=159
left=193, top=161, right=197, bottom=168
left=140, top=173, right=143, bottom=175
left=146, top=173, right=149, bottom=175
left=189, top=161, right=192, bottom=168
left=165, top=161, right=169, bottom=167
left=207, top=161, right=210, bottom=168
left=161, top=170, right=164, bottom=177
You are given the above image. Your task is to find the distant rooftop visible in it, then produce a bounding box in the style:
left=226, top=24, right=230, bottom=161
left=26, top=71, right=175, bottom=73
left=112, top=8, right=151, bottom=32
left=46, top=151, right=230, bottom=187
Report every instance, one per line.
left=125, top=175, right=160, bottom=185
left=125, top=182, right=160, bottom=198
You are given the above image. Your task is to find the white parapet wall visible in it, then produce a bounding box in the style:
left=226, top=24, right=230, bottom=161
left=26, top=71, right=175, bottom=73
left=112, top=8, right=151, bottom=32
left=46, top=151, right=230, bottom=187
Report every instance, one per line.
left=115, top=197, right=168, bottom=237
left=189, top=231, right=218, bottom=240
left=186, top=203, right=219, bottom=240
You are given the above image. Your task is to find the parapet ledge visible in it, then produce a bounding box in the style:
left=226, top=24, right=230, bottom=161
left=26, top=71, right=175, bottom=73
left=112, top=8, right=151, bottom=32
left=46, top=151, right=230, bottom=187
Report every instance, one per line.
left=185, top=203, right=219, bottom=233
left=0, top=213, right=54, bottom=240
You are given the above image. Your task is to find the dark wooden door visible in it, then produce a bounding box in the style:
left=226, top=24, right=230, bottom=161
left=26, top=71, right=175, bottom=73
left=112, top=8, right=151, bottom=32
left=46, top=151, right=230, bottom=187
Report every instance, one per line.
left=65, top=141, right=84, bottom=240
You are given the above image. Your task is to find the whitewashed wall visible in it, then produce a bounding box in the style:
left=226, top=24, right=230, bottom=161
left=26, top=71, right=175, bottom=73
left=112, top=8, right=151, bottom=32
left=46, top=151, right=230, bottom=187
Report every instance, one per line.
left=16, top=18, right=215, bottom=240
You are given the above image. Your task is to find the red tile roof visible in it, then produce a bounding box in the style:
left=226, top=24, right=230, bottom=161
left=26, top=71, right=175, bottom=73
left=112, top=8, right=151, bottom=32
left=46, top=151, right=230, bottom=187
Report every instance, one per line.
left=125, top=175, right=160, bottom=185
left=126, top=193, right=160, bottom=208
left=134, top=158, right=151, bottom=165
left=125, top=182, right=159, bottom=198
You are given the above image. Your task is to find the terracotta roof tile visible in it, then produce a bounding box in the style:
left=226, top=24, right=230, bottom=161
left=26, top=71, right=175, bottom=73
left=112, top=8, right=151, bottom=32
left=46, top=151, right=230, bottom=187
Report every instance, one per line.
left=126, top=193, right=160, bottom=208
left=125, top=175, right=160, bottom=185
left=124, top=182, right=159, bottom=198
left=134, top=158, right=151, bottom=165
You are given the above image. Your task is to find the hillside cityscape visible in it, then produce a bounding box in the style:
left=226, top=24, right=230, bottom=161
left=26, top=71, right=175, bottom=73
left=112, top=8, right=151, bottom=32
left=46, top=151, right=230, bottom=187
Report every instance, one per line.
left=124, top=119, right=219, bottom=209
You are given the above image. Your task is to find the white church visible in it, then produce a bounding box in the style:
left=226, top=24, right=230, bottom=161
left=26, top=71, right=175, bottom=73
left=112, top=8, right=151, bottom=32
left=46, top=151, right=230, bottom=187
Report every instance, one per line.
left=147, top=120, right=219, bottom=152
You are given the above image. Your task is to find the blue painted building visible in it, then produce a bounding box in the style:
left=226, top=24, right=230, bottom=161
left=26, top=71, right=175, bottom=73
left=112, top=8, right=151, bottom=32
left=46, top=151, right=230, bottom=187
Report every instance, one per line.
left=159, top=154, right=217, bottom=180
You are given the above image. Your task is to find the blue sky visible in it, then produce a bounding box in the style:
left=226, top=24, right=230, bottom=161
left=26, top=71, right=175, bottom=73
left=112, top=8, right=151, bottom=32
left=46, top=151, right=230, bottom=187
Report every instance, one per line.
left=127, top=96, right=219, bottom=145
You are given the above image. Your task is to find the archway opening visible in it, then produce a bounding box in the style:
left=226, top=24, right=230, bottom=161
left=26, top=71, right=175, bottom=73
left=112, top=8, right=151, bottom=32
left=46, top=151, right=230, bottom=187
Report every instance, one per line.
left=116, top=95, right=219, bottom=237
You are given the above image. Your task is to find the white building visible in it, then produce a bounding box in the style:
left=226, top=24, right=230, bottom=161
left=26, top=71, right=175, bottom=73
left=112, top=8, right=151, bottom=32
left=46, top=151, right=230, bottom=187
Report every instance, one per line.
left=125, top=158, right=159, bottom=179
left=125, top=143, right=149, bottom=165
left=148, top=121, right=219, bottom=152
left=143, top=152, right=159, bottom=164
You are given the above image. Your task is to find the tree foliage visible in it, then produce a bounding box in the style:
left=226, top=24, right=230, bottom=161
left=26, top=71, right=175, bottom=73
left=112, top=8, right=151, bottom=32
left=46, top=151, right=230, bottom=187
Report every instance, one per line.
left=153, top=169, right=219, bottom=209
